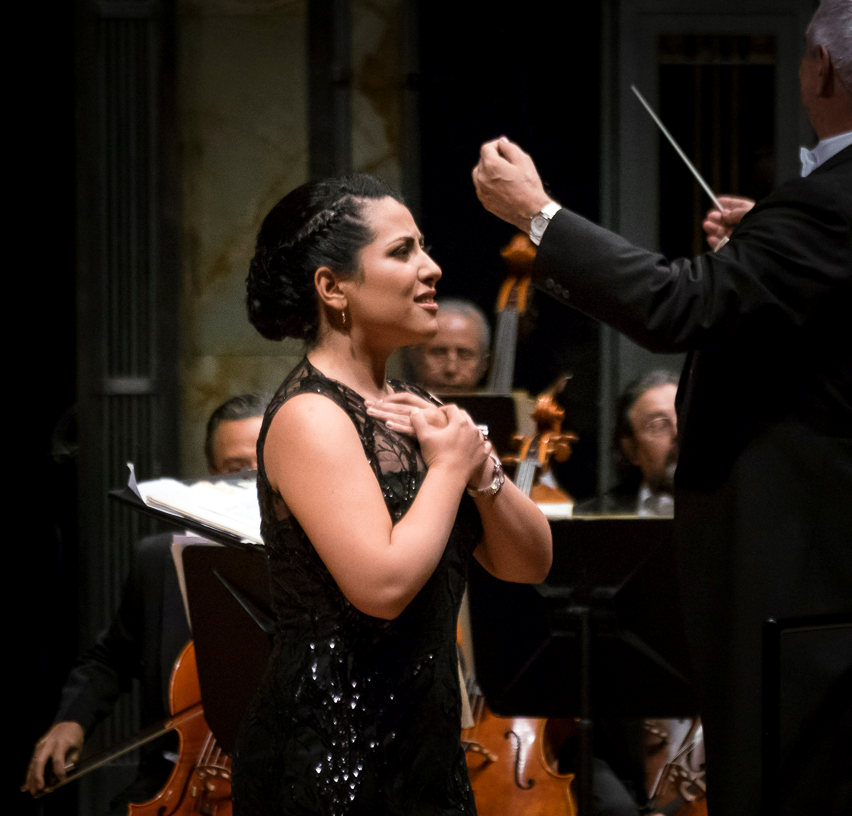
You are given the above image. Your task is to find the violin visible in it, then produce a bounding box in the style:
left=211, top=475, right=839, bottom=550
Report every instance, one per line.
left=508, top=376, right=576, bottom=504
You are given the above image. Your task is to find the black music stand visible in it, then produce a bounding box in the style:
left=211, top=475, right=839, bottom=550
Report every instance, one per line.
left=467, top=516, right=696, bottom=816
left=109, top=474, right=262, bottom=553
left=179, top=543, right=274, bottom=754
left=110, top=482, right=275, bottom=754
left=437, top=393, right=517, bottom=458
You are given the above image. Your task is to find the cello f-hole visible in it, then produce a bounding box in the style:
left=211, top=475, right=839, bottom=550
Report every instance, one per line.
left=505, top=730, right=536, bottom=791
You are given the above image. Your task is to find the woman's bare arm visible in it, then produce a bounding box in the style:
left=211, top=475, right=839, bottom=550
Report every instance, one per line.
left=469, top=475, right=552, bottom=584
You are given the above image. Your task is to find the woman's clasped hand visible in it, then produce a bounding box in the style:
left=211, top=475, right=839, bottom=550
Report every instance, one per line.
left=366, top=392, right=495, bottom=491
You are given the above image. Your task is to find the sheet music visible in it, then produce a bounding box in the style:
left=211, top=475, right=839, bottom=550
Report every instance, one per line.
left=536, top=502, right=574, bottom=519
left=135, top=475, right=262, bottom=545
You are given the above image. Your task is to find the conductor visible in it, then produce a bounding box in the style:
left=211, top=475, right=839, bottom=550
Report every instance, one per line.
left=471, top=1, right=852, bottom=814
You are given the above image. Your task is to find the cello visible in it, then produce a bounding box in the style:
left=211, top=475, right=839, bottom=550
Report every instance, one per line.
left=130, top=641, right=232, bottom=815
left=460, top=380, right=579, bottom=816
left=33, top=641, right=232, bottom=815
left=484, top=232, right=536, bottom=396
left=461, top=699, right=578, bottom=816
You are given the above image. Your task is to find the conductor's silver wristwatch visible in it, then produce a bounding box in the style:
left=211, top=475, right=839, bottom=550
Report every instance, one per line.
left=529, top=201, right=561, bottom=246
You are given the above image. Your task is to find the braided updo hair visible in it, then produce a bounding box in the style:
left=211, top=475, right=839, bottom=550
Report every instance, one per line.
left=247, top=174, right=403, bottom=343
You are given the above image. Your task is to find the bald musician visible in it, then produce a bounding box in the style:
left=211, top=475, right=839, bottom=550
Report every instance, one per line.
left=23, top=394, right=266, bottom=813
left=471, top=1, right=852, bottom=813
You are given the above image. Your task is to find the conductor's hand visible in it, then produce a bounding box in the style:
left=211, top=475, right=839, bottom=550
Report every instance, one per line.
left=703, top=195, right=755, bottom=249
left=22, top=721, right=85, bottom=795
left=473, top=137, right=554, bottom=232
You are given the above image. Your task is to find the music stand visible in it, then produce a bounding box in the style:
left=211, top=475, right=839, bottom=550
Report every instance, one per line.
left=467, top=516, right=696, bottom=815
left=438, top=393, right=517, bottom=458
left=109, top=476, right=262, bottom=553
left=180, top=543, right=275, bottom=754
left=110, top=478, right=276, bottom=754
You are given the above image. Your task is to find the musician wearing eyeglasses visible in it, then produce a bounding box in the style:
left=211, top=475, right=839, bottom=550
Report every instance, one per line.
left=405, top=298, right=491, bottom=393
left=574, top=371, right=678, bottom=519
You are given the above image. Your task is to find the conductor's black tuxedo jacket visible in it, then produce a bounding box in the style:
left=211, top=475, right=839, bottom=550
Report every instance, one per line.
left=535, top=144, right=852, bottom=816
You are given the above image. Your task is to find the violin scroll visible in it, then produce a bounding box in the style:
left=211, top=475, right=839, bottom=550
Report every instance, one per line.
left=507, top=376, right=577, bottom=502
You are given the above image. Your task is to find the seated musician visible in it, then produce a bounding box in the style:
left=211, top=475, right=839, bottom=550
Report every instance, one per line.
left=405, top=297, right=491, bottom=393
left=574, top=370, right=678, bottom=519
left=22, top=393, right=266, bottom=813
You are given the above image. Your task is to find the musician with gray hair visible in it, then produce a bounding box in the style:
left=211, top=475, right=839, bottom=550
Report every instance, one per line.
left=405, top=298, right=491, bottom=393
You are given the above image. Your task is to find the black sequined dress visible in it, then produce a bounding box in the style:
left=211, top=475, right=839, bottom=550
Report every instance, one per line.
left=232, top=358, right=481, bottom=815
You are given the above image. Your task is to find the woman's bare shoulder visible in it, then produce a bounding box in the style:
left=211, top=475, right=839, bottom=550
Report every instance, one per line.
left=266, top=391, right=359, bottom=452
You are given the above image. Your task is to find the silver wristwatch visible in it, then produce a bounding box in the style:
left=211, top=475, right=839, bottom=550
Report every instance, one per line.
left=529, top=201, right=561, bottom=246
left=466, top=456, right=505, bottom=498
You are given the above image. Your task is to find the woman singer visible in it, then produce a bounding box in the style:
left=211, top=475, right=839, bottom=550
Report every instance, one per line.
left=233, top=175, right=552, bottom=815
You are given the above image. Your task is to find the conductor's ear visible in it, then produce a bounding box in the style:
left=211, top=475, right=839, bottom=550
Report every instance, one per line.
left=816, top=44, right=835, bottom=98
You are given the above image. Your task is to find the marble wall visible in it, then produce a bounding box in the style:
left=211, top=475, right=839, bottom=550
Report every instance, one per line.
left=179, top=0, right=406, bottom=476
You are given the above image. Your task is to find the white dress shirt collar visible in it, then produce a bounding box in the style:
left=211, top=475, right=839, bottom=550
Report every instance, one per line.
left=800, top=130, right=852, bottom=177
left=637, top=483, right=674, bottom=518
